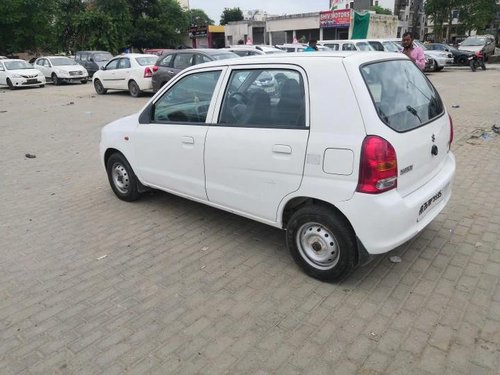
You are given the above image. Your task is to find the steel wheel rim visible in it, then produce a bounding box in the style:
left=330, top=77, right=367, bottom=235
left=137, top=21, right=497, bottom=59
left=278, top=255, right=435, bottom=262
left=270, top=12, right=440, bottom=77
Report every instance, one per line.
left=129, top=82, right=138, bottom=96
left=296, top=222, right=340, bottom=270
left=95, top=80, right=103, bottom=93
left=111, top=162, right=130, bottom=194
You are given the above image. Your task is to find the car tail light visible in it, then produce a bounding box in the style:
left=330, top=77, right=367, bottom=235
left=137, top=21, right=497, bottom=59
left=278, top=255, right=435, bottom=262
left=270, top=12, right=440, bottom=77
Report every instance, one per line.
left=152, top=65, right=159, bottom=73
left=448, top=114, right=453, bottom=150
left=144, top=67, right=153, bottom=78
left=357, top=135, right=398, bottom=194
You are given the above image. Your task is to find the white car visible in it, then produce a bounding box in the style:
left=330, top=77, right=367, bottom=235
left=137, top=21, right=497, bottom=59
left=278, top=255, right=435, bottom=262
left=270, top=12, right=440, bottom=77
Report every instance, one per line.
left=318, top=40, right=374, bottom=51
left=276, top=43, right=332, bottom=52
left=100, top=52, right=455, bottom=281
left=0, top=59, right=46, bottom=89
left=33, top=56, right=88, bottom=85
left=92, top=53, right=158, bottom=97
left=226, top=45, right=286, bottom=56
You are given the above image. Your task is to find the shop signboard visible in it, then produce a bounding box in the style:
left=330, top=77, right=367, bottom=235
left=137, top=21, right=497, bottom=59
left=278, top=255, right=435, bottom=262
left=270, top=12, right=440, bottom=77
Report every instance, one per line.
left=320, top=9, right=352, bottom=28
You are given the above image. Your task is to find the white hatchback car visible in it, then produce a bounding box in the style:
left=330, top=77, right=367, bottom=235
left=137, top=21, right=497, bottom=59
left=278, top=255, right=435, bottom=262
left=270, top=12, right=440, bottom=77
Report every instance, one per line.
left=34, top=56, right=88, bottom=85
left=92, top=53, right=158, bottom=97
left=100, top=52, right=455, bottom=281
left=0, top=59, right=46, bottom=89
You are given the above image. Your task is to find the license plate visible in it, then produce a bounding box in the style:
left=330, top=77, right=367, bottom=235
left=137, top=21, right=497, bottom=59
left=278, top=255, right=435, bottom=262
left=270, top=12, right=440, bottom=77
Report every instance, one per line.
left=27, top=79, right=38, bottom=84
left=417, top=184, right=448, bottom=221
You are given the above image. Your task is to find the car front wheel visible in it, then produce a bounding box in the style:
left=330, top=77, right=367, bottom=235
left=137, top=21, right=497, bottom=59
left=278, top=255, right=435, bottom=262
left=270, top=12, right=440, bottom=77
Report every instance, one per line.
left=94, top=79, right=107, bottom=95
left=52, top=73, right=60, bottom=85
left=6, top=78, right=15, bottom=90
left=286, top=205, right=356, bottom=281
left=106, top=153, right=140, bottom=202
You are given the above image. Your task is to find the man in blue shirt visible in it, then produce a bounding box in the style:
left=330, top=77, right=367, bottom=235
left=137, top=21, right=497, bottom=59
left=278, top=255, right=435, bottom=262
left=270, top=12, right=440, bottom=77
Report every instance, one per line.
left=304, top=39, right=318, bottom=51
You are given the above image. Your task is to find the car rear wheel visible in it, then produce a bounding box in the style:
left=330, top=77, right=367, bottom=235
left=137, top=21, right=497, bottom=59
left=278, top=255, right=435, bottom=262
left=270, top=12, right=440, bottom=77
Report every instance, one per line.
left=433, top=60, right=440, bottom=72
left=94, top=79, right=107, bottom=95
left=6, top=78, right=15, bottom=90
left=457, top=56, right=468, bottom=65
left=128, top=80, right=141, bottom=97
left=106, top=153, right=140, bottom=202
left=286, top=205, right=356, bottom=281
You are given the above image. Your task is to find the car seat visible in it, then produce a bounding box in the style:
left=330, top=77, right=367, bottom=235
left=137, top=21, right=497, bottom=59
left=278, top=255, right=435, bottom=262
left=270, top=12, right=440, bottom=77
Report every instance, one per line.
left=273, top=79, right=305, bottom=127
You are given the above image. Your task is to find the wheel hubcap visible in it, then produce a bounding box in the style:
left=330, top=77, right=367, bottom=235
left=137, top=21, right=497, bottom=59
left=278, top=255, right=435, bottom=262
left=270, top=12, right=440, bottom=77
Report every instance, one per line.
left=111, top=163, right=129, bottom=194
left=296, top=222, right=339, bottom=270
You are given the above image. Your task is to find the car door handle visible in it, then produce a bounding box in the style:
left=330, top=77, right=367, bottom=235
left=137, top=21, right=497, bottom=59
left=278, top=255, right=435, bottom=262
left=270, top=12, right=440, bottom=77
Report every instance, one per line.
left=167, top=70, right=175, bottom=75
left=272, top=145, right=292, bottom=154
left=182, top=136, right=194, bottom=145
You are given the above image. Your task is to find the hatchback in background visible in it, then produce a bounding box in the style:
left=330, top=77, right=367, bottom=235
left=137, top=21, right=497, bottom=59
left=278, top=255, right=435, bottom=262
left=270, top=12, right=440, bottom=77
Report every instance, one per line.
left=458, top=35, right=496, bottom=61
left=226, top=45, right=286, bottom=56
left=318, top=40, right=374, bottom=51
left=34, top=56, right=88, bottom=85
left=100, top=52, right=455, bottom=281
left=92, top=53, right=158, bottom=97
left=276, top=43, right=331, bottom=52
left=0, top=59, right=46, bottom=89
left=75, top=51, right=113, bottom=77
left=151, top=49, right=238, bottom=92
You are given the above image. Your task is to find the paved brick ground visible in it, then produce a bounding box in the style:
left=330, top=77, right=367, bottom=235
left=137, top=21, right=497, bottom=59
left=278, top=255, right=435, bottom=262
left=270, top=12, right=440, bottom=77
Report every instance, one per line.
left=0, top=69, right=499, bottom=374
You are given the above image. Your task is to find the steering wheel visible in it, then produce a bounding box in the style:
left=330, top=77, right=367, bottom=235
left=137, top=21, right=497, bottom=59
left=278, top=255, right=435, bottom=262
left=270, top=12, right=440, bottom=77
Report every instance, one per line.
left=229, top=92, right=248, bottom=106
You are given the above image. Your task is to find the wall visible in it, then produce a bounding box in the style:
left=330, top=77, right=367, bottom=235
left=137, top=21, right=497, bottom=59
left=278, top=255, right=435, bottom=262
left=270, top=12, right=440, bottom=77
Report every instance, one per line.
left=367, top=13, right=399, bottom=38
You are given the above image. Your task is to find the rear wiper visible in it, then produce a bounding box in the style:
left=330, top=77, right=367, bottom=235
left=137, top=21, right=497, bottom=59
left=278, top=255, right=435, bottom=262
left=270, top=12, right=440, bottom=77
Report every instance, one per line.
left=406, top=105, right=422, bottom=123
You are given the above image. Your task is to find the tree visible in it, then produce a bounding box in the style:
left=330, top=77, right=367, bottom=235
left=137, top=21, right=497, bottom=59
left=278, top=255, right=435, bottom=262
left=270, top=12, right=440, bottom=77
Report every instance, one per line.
left=369, top=5, right=392, bottom=15
left=219, top=7, right=243, bottom=25
left=459, top=0, right=497, bottom=34
left=189, top=8, right=214, bottom=27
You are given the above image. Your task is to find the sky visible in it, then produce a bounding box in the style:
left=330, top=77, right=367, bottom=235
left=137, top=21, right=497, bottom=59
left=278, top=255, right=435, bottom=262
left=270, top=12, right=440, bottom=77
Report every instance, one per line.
left=187, top=0, right=330, bottom=24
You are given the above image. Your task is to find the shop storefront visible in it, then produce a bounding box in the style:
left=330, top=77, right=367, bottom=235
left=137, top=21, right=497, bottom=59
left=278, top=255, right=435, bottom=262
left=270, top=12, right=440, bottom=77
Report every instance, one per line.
left=319, top=9, right=352, bottom=40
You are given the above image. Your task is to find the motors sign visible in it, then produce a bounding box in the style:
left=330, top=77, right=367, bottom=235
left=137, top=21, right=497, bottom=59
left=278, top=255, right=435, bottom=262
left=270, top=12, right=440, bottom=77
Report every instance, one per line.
left=320, top=9, right=352, bottom=28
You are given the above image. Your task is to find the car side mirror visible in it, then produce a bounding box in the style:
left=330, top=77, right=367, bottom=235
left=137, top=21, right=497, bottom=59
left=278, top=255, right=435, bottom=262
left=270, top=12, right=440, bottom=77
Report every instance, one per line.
left=100, top=66, right=106, bottom=70
left=89, top=57, right=94, bottom=62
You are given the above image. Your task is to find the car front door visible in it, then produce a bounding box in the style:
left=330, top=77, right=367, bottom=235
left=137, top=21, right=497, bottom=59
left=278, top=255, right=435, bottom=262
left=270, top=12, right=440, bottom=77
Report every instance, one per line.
left=35, top=59, right=50, bottom=78
left=134, top=68, right=224, bottom=200
left=101, top=58, right=120, bottom=89
left=204, top=66, right=309, bottom=222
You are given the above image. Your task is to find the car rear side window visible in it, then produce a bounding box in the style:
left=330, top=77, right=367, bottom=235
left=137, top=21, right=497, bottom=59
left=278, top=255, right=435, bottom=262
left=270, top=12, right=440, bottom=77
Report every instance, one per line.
left=159, top=54, right=173, bottom=67
left=135, top=56, right=157, bottom=66
left=361, top=60, right=444, bottom=132
left=218, top=69, right=306, bottom=129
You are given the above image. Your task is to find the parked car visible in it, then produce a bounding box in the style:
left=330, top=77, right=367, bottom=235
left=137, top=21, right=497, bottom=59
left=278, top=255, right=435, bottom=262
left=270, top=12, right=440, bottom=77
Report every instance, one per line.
left=276, top=43, right=331, bottom=52
left=100, top=52, right=455, bottom=281
left=0, top=59, right=46, bottom=89
left=225, top=45, right=286, bottom=56
left=458, top=35, right=496, bottom=61
left=92, top=53, right=158, bottom=97
left=425, top=43, right=474, bottom=65
left=317, top=40, right=374, bottom=51
left=34, top=56, right=88, bottom=85
left=75, top=51, right=113, bottom=77
left=151, top=49, right=238, bottom=93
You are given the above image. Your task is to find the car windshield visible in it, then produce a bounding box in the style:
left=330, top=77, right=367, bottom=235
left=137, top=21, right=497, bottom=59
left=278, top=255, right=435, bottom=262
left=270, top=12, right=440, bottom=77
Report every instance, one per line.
left=93, top=53, right=112, bottom=62
left=4, top=60, right=32, bottom=70
left=382, top=41, right=400, bottom=52
left=461, top=37, right=486, bottom=46
left=135, top=56, right=157, bottom=66
left=211, top=53, right=238, bottom=60
left=356, top=42, right=372, bottom=51
left=361, top=60, right=444, bottom=132
left=51, top=57, right=77, bottom=66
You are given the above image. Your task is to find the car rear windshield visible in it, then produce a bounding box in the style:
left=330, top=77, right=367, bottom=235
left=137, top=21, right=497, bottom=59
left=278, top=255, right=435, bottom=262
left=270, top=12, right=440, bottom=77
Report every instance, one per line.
left=93, top=53, right=112, bottom=62
left=211, top=53, right=238, bottom=60
left=361, top=60, right=444, bottom=132
left=135, top=56, right=157, bottom=66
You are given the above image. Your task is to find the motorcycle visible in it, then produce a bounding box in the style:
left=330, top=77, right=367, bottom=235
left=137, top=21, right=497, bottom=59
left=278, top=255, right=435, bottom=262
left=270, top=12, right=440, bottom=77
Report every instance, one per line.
left=469, top=51, right=486, bottom=72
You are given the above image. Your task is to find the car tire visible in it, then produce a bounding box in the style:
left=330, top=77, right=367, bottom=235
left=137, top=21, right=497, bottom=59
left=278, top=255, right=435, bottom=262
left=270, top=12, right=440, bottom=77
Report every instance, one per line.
left=457, top=56, right=468, bottom=65
left=286, top=205, right=356, bottom=281
left=6, top=78, right=15, bottom=90
left=433, top=60, right=439, bottom=72
left=94, top=79, right=107, bottom=95
left=128, top=80, right=141, bottom=97
left=436, top=66, right=444, bottom=71
left=52, top=73, right=60, bottom=86
left=81, top=79, right=87, bottom=84
left=39, top=84, right=45, bottom=88
left=106, top=153, right=140, bottom=202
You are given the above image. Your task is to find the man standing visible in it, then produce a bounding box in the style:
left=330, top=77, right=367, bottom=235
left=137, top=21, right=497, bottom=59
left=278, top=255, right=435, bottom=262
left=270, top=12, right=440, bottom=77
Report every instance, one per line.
left=401, top=32, right=425, bottom=71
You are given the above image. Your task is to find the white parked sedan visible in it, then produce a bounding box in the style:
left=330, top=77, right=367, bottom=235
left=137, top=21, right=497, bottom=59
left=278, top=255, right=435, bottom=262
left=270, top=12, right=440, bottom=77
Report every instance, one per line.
left=100, top=52, right=455, bottom=281
left=34, top=56, right=88, bottom=85
left=92, top=53, right=158, bottom=97
left=0, top=59, right=46, bottom=89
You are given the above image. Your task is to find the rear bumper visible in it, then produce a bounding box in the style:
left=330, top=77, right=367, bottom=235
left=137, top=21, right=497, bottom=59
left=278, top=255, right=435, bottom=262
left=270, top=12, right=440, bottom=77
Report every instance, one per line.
left=338, top=151, right=456, bottom=254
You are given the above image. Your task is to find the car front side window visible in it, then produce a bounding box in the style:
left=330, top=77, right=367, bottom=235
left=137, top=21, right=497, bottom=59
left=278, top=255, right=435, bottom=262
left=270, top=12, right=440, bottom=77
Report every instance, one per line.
left=218, top=69, right=306, bottom=129
left=106, top=59, right=119, bottom=70
left=153, top=70, right=222, bottom=124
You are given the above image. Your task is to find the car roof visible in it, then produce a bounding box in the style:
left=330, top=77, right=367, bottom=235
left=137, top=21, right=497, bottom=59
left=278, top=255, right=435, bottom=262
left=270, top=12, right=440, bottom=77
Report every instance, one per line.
left=39, top=56, right=75, bottom=59
left=178, top=51, right=405, bottom=72
left=110, top=53, right=157, bottom=58
left=0, top=59, right=26, bottom=63
left=76, top=51, right=110, bottom=53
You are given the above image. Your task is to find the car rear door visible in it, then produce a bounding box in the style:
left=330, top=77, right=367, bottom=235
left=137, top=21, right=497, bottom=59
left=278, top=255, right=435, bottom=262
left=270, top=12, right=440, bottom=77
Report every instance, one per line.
left=114, top=58, right=132, bottom=90
left=204, top=65, right=309, bottom=222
